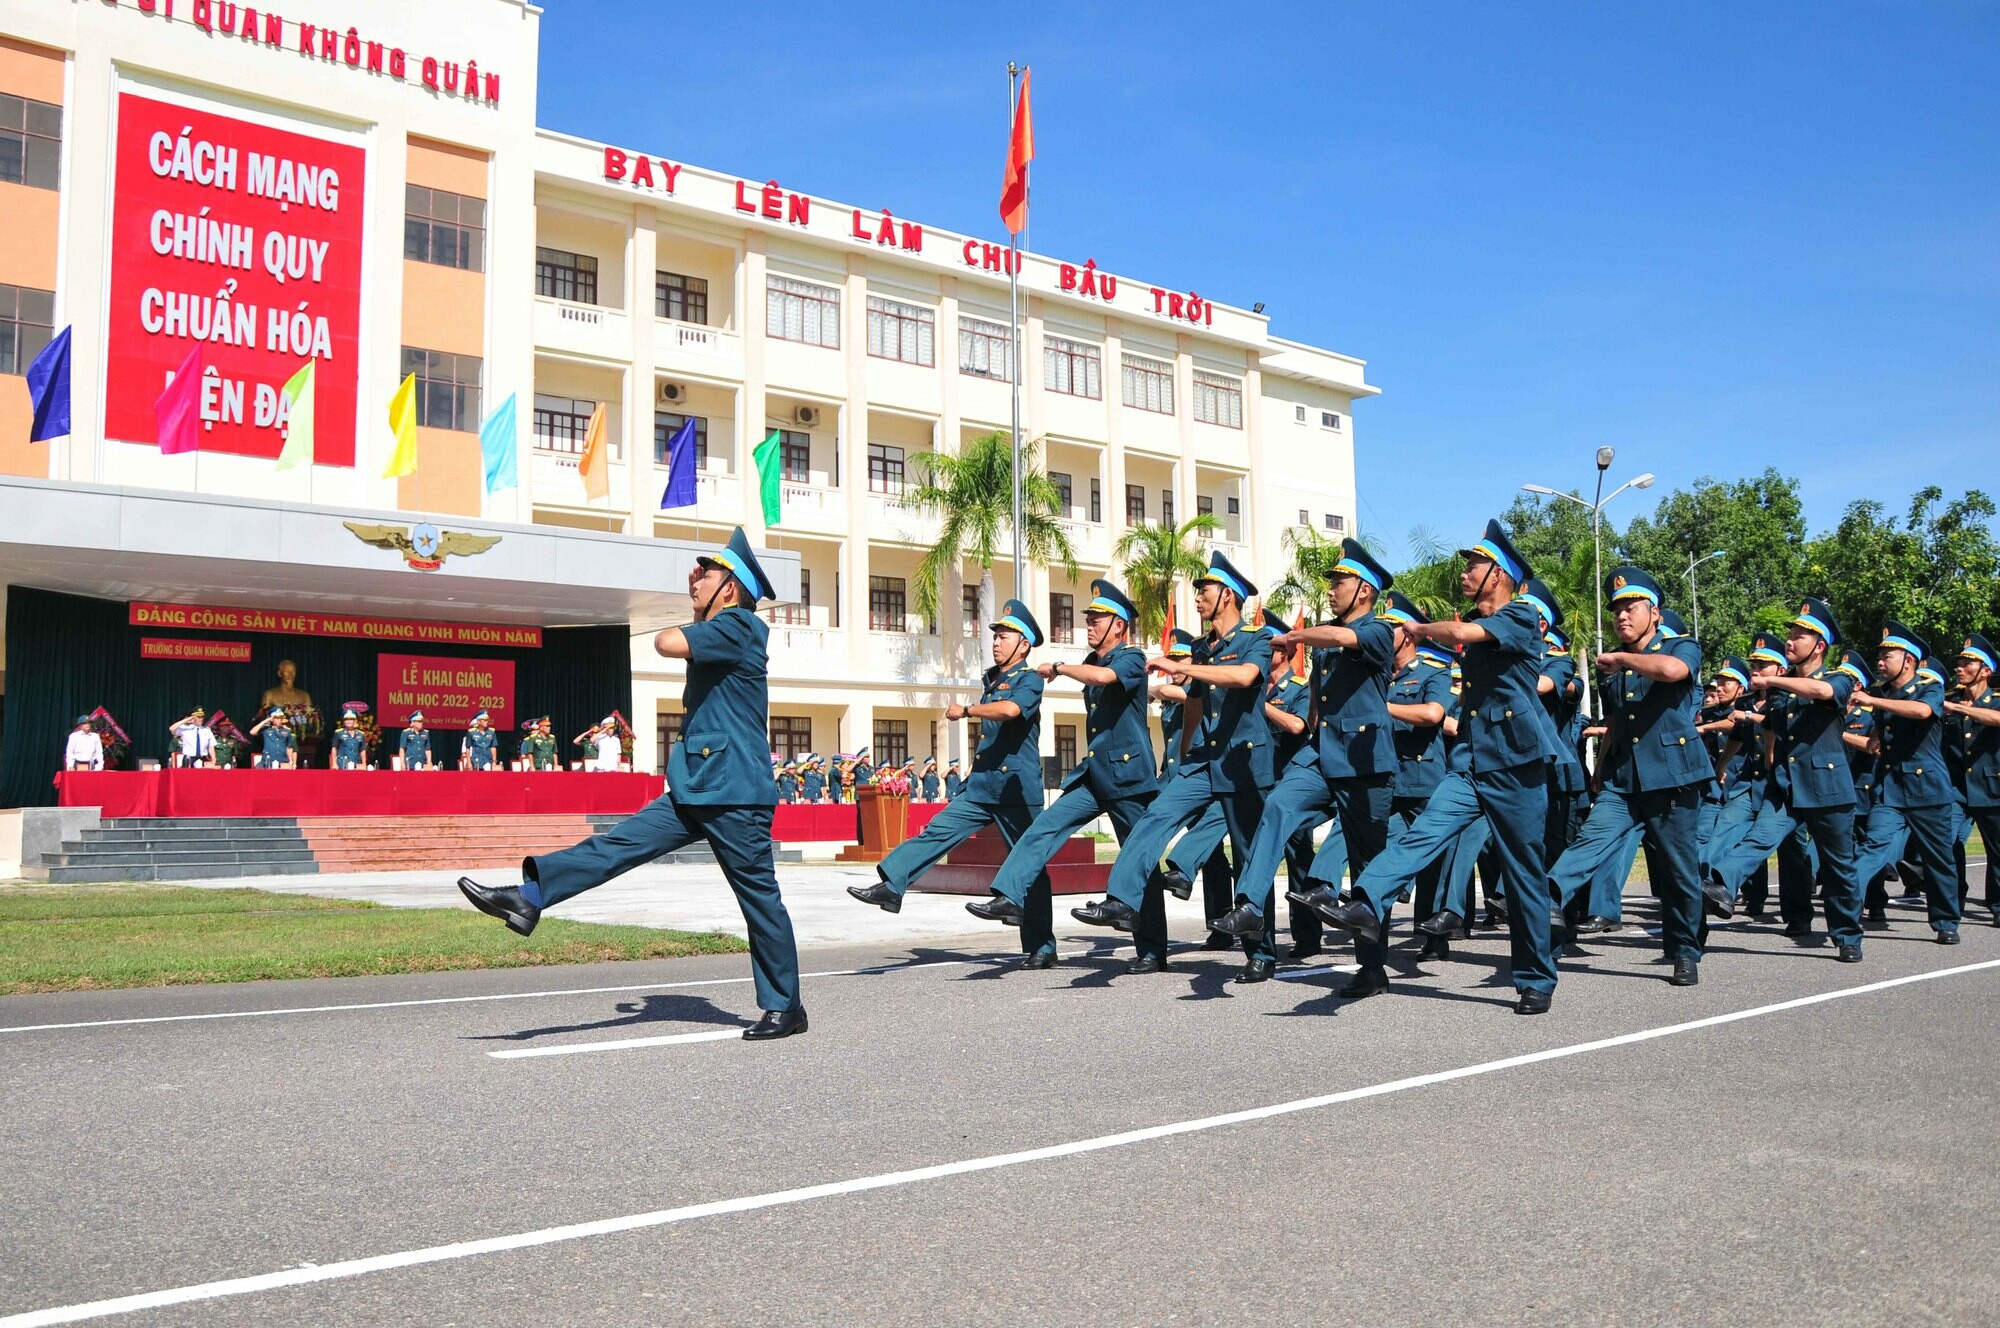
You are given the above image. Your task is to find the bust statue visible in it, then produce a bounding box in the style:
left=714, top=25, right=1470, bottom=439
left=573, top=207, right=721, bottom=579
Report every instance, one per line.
left=258, top=659, right=313, bottom=711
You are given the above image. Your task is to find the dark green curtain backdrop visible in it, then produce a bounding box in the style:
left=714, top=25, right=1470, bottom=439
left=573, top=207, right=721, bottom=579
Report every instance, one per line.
left=0, top=586, right=633, bottom=807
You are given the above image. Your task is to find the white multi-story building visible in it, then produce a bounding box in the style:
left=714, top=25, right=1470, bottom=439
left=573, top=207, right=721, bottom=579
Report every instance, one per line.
left=0, top=0, right=1374, bottom=787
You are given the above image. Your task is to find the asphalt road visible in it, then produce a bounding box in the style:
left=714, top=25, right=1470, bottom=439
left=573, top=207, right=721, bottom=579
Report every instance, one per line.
left=2, top=894, right=1997, bottom=1327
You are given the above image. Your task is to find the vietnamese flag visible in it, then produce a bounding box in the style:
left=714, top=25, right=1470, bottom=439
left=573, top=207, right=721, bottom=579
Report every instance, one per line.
left=999, top=67, right=1034, bottom=236
left=1159, top=603, right=1175, bottom=656
left=1292, top=611, right=1308, bottom=680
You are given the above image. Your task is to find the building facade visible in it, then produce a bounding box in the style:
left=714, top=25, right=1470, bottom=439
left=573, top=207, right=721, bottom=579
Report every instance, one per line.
left=0, top=0, right=1373, bottom=784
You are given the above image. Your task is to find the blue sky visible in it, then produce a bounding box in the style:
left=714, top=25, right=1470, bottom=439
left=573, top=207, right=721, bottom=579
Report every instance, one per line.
left=536, top=1, right=1999, bottom=560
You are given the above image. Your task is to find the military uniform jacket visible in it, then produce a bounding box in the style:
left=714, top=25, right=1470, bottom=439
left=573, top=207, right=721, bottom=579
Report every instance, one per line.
left=1445, top=693, right=1472, bottom=775
left=1182, top=623, right=1274, bottom=793
left=1389, top=657, right=1453, bottom=800
left=964, top=662, right=1044, bottom=805
left=1869, top=675, right=1952, bottom=809
left=778, top=772, right=801, bottom=801
left=463, top=728, right=499, bottom=769
left=1597, top=630, right=1708, bottom=793
left=944, top=771, right=962, bottom=798
left=1268, top=673, right=1314, bottom=772
left=1761, top=668, right=1858, bottom=810
left=1159, top=700, right=1185, bottom=778
left=1308, top=616, right=1397, bottom=779
left=922, top=773, right=941, bottom=800
left=667, top=606, right=777, bottom=807
left=853, top=761, right=874, bottom=787
left=801, top=770, right=826, bottom=800
left=1065, top=645, right=1158, bottom=800
left=330, top=728, right=368, bottom=769
left=211, top=736, right=239, bottom=769
left=1459, top=598, right=1564, bottom=775
left=399, top=728, right=431, bottom=767
left=1540, top=652, right=1586, bottom=794
left=1842, top=708, right=1876, bottom=803
left=521, top=733, right=557, bottom=769
left=260, top=728, right=296, bottom=766
left=1953, top=688, right=2000, bottom=808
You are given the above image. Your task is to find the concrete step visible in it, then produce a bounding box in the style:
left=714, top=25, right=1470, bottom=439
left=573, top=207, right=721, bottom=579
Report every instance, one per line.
left=102, top=817, right=301, bottom=830
left=52, top=848, right=320, bottom=867
left=80, top=828, right=308, bottom=845
left=43, top=861, right=321, bottom=883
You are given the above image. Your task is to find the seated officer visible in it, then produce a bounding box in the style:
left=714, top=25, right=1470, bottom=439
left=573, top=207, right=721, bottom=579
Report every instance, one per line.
left=1852, top=622, right=1963, bottom=944
left=459, top=527, right=806, bottom=1040
left=847, top=602, right=1051, bottom=954
left=330, top=709, right=369, bottom=770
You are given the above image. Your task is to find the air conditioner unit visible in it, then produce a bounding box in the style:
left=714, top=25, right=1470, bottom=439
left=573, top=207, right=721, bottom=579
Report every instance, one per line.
left=658, top=381, right=687, bottom=404
left=795, top=404, right=821, bottom=427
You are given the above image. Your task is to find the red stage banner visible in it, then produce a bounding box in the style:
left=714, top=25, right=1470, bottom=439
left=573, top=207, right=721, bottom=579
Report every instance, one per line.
left=104, top=93, right=366, bottom=465
left=378, top=654, right=515, bottom=730
left=141, top=637, right=253, bottom=663
left=129, top=602, right=542, bottom=649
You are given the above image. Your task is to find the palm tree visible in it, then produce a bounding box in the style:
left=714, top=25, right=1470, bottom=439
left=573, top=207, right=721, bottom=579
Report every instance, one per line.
left=1115, top=512, right=1222, bottom=645
left=906, top=431, right=1078, bottom=641
left=1263, top=526, right=1343, bottom=624
left=1388, top=526, right=1463, bottom=622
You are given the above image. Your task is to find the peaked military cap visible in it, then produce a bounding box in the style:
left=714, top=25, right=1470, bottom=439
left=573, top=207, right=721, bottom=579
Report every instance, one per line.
left=698, top=526, right=777, bottom=604
left=1878, top=620, right=1927, bottom=660
left=1520, top=577, right=1565, bottom=630
left=1918, top=657, right=1946, bottom=685
left=1660, top=608, right=1690, bottom=638
left=1713, top=656, right=1751, bottom=688
left=74, top=714, right=92, bottom=727
left=1957, top=633, right=1996, bottom=672
left=341, top=708, right=360, bottom=721
left=1460, top=519, right=1531, bottom=586
left=1166, top=628, right=1196, bottom=657
left=1195, top=549, right=1257, bottom=601
left=1418, top=643, right=1456, bottom=667
left=1749, top=633, right=1787, bottom=667
left=1835, top=649, right=1872, bottom=686
left=1788, top=596, right=1838, bottom=645
left=472, top=709, right=490, bottom=723
left=1084, top=579, right=1137, bottom=623
left=1329, top=538, right=1393, bottom=594
left=1379, top=589, right=1428, bottom=627
left=408, top=711, right=425, bottom=723
left=1604, top=565, right=1663, bottom=607
left=993, top=599, right=1044, bottom=647
left=1544, top=624, right=1572, bottom=655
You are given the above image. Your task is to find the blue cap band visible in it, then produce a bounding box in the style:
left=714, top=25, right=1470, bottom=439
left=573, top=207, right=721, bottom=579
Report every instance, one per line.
left=1519, top=590, right=1557, bottom=625
left=995, top=614, right=1033, bottom=640
left=1608, top=584, right=1660, bottom=606
left=1381, top=604, right=1417, bottom=626
left=1791, top=611, right=1832, bottom=641
left=1543, top=632, right=1568, bottom=655
left=1881, top=633, right=1921, bottom=656
left=1332, top=557, right=1383, bottom=591
left=1717, top=665, right=1749, bottom=688
left=1471, top=538, right=1523, bottom=584
left=1962, top=645, right=1997, bottom=671
left=1085, top=597, right=1130, bottom=621
left=709, top=549, right=763, bottom=601
left=1199, top=566, right=1250, bottom=600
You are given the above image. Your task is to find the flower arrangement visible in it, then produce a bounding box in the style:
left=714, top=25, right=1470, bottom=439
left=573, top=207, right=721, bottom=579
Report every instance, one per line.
left=338, top=702, right=383, bottom=756
left=875, top=770, right=912, bottom=797
left=277, top=704, right=323, bottom=740
left=83, top=706, right=132, bottom=769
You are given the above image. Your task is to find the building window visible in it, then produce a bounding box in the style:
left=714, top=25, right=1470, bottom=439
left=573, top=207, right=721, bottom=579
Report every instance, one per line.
left=1044, top=334, right=1102, bottom=399
left=1294, top=404, right=1308, bottom=425
left=1320, top=410, right=1343, bottom=431
left=767, top=274, right=840, bottom=348
left=1050, top=592, right=1075, bottom=643
left=404, top=186, right=485, bottom=271
left=874, top=720, right=910, bottom=769
left=777, top=428, right=811, bottom=483
left=1120, top=353, right=1174, bottom=414
left=962, top=586, right=981, bottom=630
left=0, top=94, right=61, bottom=191
left=656, top=712, right=683, bottom=771
left=959, top=316, right=1014, bottom=381
left=1324, top=513, right=1345, bottom=532
left=399, top=347, right=481, bottom=432
left=1193, top=370, right=1244, bottom=429
left=0, top=284, right=56, bottom=375
left=532, top=393, right=597, bottom=453
left=1090, top=477, right=1102, bottom=523
left=656, top=271, right=709, bottom=325
left=653, top=412, right=709, bottom=469
left=868, top=442, right=906, bottom=494
left=535, top=247, right=598, bottom=304
left=1051, top=471, right=1072, bottom=515
left=769, top=715, right=812, bottom=761
left=1055, top=724, right=1078, bottom=771
left=867, top=295, right=935, bottom=366
left=765, top=568, right=811, bottom=626
left=1299, top=509, right=1310, bottom=525
left=869, top=576, right=907, bottom=632
left=1161, top=491, right=1175, bottom=527
left=1197, top=496, right=1214, bottom=518
left=1227, top=496, right=1240, bottom=515
left=1125, top=485, right=1146, bottom=525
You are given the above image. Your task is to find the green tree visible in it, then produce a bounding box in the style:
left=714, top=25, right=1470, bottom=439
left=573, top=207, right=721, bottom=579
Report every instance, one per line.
left=1808, top=487, right=2000, bottom=657
left=1115, top=512, right=1222, bottom=644
left=1496, top=493, right=1606, bottom=649
left=906, top=431, right=1078, bottom=635
left=1386, top=526, right=1463, bottom=623
left=1262, top=526, right=1344, bottom=624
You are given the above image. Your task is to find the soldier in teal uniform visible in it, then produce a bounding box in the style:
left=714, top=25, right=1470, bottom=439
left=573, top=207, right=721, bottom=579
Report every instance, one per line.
left=1259, top=628, right=1324, bottom=968
left=1542, top=568, right=1710, bottom=984
left=1212, top=540, right=1399, bottom=989
left=459, top=527, right=806, bottom=1040
left=920, top=758, right=941, bottom=801
left=777, top=761, right=802, bottom=803
left=1317, top=519, right=1561, bottom=1014
left=965, top=582, right=1160, bottom=966
left=399, top=712, right=433, bottom=770
left=848, top=602, right=1057, bottom=961
left=1379, top=600, right=1455, bottom=959
left=1071, top=551, right=1274, bottom=974
left=1695, top=657, right=1755, bottom=869
left=1426, top=658, right=1496, bottom=934
left=1150, top=629, right=1240, bottom=953
left=329, top=708, right=369, bottom=769
left=520, top=717, right=558, bottom=771
left=1943, top=633, right=2000, bottom=924
left=801, top=754, right=827, bottom=803
left=852, top=747, right=874, bottom=790
left=250, top=707, right=298, bottom=769
left=1849, top=622, right=1963, bottom=943
left=462, top=710, right=500, bottom=770
left=1702, top=598, right=1866, bottom=959
left=1523, top=581, right=1588, bottom=907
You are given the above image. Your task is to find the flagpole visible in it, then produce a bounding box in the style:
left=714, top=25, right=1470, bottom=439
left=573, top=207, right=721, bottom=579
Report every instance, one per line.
left=1007, top=61, right=1024, bottom=610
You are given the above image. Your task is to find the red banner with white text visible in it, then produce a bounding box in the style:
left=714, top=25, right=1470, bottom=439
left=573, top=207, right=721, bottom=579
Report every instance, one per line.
left=377, top=654, right=516, bottom=731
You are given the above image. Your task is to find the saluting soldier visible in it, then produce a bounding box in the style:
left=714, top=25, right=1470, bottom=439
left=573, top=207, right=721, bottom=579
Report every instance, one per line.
left=1849, top=622, right=1963, bottom=944
left=965, top=582, right=1159, bottom=967
left=943, top=758, right=963, bottom=800
left=462, top=710, right=500, bottom=770
left=1943, top=633, right=2000, bottom=924
left=1317, top=520, right=1562, bottom=1014
left=459, top=527, right=806, bottom=1040
left=250, top=707, right=298, bottom=769
left=847, top=602, right=1055, bottom=958
left=520, top=717, right=559, bottom=771
left=777, top=761, right=802, bottom=803
left=1071, top=551, right=1274, bottom=975
left=920, top=758, right=941, bottom=801
left=330, top=708, right=369, bottom=770
left=852, top=747, right=875, bottom=789
left=399, top=712, right=433, bottom=771
left=801, top=754, right=827, bottom=803
left=169, top=708, right=214, bottom=769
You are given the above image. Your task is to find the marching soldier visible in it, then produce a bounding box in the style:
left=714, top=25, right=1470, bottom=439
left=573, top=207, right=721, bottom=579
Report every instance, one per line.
left=399, top=712, right=433, bottom=771
left=1070, top=552, right=1274, bottom=974
left=250, top=707, right=298, bottom=769
left=965, top=582, right=1159, bottom=966
left=520, top=717, right=559, bottom=771
left=1696, top=657, right=1755, bottom=867
left=169, top=708, right=214, bottom=769
left=1525, top=585, right=1588, bottom=885
left=1151, top=631, right=1241, bottom=952
left=330, top=709, right=369, bottom=770
left=462, top=711, right=500, bottom=770
left=1380, top=602, right=1455, bottom=959
left=1423, top=658, right=1495, bottom=939
left=458, top=527, right=806, bottom=1040
left=1943, top=633, right=2000, bottom=924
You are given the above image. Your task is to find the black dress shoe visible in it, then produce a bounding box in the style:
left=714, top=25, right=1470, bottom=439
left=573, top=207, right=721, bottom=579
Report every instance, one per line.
left=1515, top=989, right=1552, bottom=1015
left=743, top=1007, right=808, bottom=1040
left=1835, top=943, right=1863, bottom=963
left=1701, top=879, right=1736, bottom=919
left=1286, top=884, right=1341, bottom=920
left=847, top=881, right=903, bottom=914
left=1745, top=902, right=1767, bottom=919
left=1669, top=957, right=1699, bottom=986
left=1154, top=867, right=1195, bottom=901
left=1208, top=903, right=1266, bottom=939
left=965, top=893, right=1024, bottom=925
left=1235, top=957, right=1275, bottom=984
left=1573, top=915, right=1620, bottom=935
left=1285, top=943, right=1324, bottom=962
left=1318, top=898, right=1383, bottom=937
left=1339, top=966, right=1390, bottom=998
left=1548, top=909, right=1572, bottom=947
left=1200, top=933, right=1239, bottom=951
left=457, top=876, right=541, bottom=937
left=1124, top=953, right=1165, bottom=974
left=1071, top=897, right=1138, bottom=932
left=1935, top=929, right=1962, bottom=946
left=1782, top=919, right=1813, bottom=938
left=1019, top=949, right=1057, bottom=970
left=1484, top=899, right=1510, bottom=925
left=1415, top=909, right=1464, bottom=938
left=1416, top=935, right=1452, bottom=962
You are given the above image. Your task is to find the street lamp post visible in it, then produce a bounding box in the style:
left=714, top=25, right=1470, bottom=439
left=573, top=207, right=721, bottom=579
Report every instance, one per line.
left=1521, top=452, right=1656, bottom=725
left=1680, top=549, right=1726, bottom=643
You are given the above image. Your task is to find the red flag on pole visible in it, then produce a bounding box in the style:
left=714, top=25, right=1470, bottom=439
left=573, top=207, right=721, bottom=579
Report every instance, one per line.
left=155, top=345, right=203, bottom=455
left=999, top=67, right=1034, bottom=235
left=1160, top=604, right=1175, bottom=657
left=1292, top=610, right=1308, bottom=680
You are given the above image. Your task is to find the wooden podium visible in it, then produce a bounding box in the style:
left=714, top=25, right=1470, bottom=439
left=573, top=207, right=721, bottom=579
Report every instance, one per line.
left=835, top=787, right=910, bottom=863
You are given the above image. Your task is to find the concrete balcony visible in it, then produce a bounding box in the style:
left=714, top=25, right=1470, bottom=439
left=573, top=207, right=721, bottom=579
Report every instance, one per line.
left=695, top=471, right=742, bottom=518
left=772, top=482, right=845, bottom=536
left=533, top=297, right=631, bottom=362
left=1056, top=517, right=1112, bottom=567
left=655, top=319, right=744, bottom=381
left=769, top=625, right=847, bottom=677
left=865, top=488, right=943, bottom=546
left=866, top=630, right=950, bottom=682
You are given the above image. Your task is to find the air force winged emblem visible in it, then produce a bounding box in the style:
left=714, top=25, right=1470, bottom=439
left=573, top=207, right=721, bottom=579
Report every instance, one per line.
left=343, top=521, right=501, bottom=571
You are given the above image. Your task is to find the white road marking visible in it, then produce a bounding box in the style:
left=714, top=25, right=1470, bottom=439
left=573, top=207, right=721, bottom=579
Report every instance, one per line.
left=5, top=956, right=1993, bottom=1328
left=487, top=1029, right=744, bottom=1058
